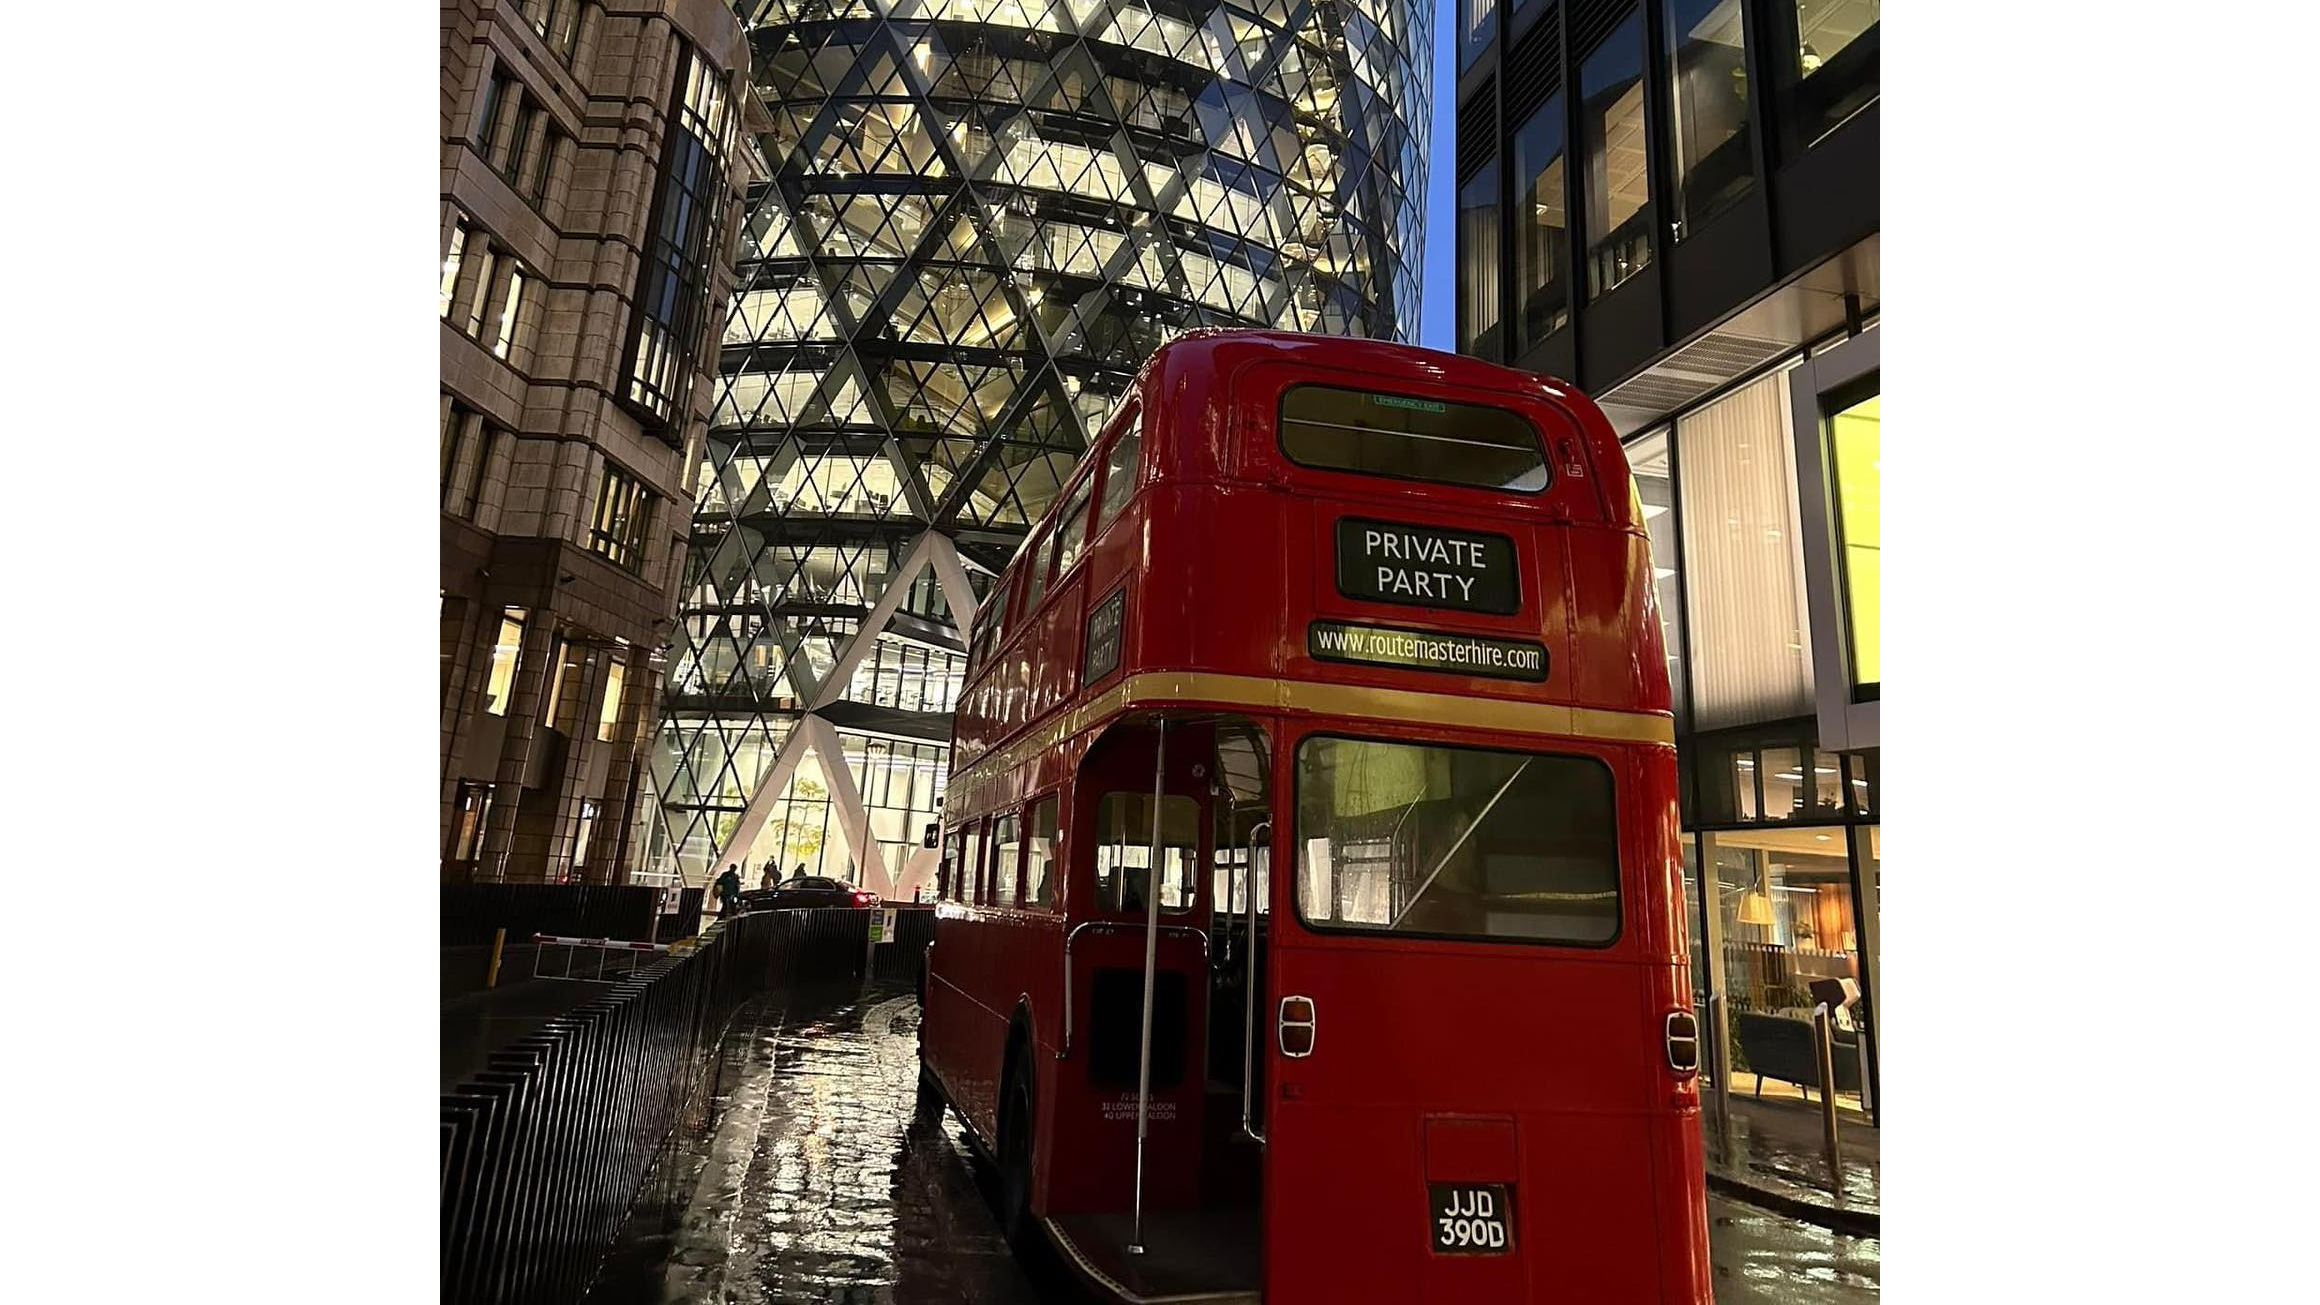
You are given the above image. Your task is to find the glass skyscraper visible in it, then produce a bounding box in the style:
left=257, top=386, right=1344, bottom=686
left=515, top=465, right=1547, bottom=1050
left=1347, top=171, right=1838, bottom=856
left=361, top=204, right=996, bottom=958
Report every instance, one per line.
left=638, top=0, right=1430, bottom=892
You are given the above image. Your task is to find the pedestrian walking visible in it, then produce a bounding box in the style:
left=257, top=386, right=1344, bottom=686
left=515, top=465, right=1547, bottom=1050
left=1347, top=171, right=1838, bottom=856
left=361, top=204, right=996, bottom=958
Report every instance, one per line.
left=715, top=864, right=742, bottom=918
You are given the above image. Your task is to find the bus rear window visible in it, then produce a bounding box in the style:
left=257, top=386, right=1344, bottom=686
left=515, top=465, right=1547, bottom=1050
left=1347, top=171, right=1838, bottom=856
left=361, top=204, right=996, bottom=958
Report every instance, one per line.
left=1278, top=385, right=1549, bottom=493
left=1295, top=736, right=1618, bottom=945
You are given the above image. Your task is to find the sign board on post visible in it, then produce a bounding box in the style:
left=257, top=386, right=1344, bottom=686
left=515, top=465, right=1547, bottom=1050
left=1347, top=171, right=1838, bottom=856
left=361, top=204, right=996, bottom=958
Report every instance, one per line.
left=871, top=908, right=896, bottom=944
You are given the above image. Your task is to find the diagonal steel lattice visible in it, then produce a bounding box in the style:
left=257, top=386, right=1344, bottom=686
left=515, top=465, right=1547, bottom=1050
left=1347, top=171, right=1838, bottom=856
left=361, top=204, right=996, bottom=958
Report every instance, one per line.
left=641, top=0, right=1429, bottom=888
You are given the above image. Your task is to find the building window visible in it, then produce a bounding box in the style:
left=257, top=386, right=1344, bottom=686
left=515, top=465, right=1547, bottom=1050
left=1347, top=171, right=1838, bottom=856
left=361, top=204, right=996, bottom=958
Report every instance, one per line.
left=440, top=221, right=468, bottom=318
left=441, top=400, right=496, bottom=519
left=483, top=610, right=528, bottom=716
left=1460, top=0, right=1497, bottom=71
left=839, top=734, right=952, bottom=890
left=1579, top=14, right=1653, bottom=300
left=1665, top=0, right=1754, bottom=238
left=464, top=425, right=497, bottom=519
left=449, top=782, right=495, bottom=864
left=441, top=400, right=468, bottom=496
left=543, top=637, right=578, bottom=730
left=589, top=462, right=653, bottom=571
left=1512, top=95, right=1569, bottom=349
left=622, top=46, right=733, bottom=429
left=503, top=102, right=544, bottom=190
left=1675, top=370, right=1812, bottom=730
left=1628, top=430, right=1688, bottom=726
left=598, top=656, right=626, bottom=741
left=1456, top=160, right=1502, bottom=359
left=1783, top=0, right=1879, bottom=149
left=492, top=268, right=528, bottom=360
left=530, top=130, right=565, bottom=207
left=459, top=245, right=498, bottom=337
left=474, top=69, right=513, bottom=155
left=1828, top=390, right=1879, bottom=691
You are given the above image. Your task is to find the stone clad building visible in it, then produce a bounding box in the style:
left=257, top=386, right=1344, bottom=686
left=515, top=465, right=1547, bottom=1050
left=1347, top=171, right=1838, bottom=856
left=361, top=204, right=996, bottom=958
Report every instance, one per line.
left=439, top=1, right=754, bottom=884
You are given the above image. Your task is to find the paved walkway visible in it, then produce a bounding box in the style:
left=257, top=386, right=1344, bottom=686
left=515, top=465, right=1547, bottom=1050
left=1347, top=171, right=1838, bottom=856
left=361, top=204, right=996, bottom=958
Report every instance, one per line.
left=580, top=982, right=1878, bottom=1304
left=1706, top=1086, right=1881, bottom=1223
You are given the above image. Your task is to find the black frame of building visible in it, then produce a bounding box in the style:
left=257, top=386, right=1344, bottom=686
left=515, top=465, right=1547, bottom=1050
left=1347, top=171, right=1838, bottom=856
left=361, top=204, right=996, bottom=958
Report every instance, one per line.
left=1456, top=0, right=1877, bottom=396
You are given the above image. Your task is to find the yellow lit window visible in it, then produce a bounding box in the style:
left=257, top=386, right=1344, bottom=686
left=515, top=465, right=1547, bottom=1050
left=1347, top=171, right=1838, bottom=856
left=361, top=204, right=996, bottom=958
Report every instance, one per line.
left=484, top=611, right=527, bottom=716
left=597, top=657, right=626, bottom=741
left=1829, top=394, right=1879, bottom=686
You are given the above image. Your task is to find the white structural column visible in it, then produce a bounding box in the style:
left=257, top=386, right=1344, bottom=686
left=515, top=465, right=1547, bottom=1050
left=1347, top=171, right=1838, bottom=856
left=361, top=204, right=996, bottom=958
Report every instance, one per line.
left=809, top=530, right=943, bottom=711
left=800, top=713, right=886, bottom=894
left=705, top=530, right=983, bottom=887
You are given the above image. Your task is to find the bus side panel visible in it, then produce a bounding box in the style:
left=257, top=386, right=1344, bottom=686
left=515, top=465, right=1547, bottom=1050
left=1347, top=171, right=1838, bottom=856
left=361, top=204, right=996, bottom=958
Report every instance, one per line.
left=1178, top=481, right=1292, bottom=679
left=1650, top=959, right=1713, bottom=1305
left=1563, top=525, right=1671, bottom=714
left=934, top=912, right=1010, bottom=1149
left=924, top=915, right=985, bottom=1143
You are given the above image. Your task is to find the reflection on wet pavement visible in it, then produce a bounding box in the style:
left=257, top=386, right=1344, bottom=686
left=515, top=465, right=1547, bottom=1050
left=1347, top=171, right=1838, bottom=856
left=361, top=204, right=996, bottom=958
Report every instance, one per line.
left=583, top=981, right=1876, bottom=1304
left=1708, top=1199, right=1880, bottom=1304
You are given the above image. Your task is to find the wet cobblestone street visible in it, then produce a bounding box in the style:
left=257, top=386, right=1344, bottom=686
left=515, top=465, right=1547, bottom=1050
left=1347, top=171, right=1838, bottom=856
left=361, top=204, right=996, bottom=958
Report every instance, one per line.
left=581, top=982, right=1877, bottom=1304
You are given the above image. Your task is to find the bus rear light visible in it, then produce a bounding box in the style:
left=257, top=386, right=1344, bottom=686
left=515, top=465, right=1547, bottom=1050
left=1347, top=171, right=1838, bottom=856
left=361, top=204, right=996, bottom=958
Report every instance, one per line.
left=1278, top=995, right=1316, bottom=1058
left=1664, top=1011, right=1699, bottom=1075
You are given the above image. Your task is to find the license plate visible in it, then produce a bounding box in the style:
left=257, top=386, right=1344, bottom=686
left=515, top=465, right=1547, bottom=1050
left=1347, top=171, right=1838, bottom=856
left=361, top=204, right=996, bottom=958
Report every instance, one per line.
left=1428, top=1182, right=1513, bottom=1254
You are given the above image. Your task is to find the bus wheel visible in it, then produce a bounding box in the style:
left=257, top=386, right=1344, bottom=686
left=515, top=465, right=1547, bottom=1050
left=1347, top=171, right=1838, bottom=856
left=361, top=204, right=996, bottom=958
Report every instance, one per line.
left=997, top=1057, right=1036, bottom=1254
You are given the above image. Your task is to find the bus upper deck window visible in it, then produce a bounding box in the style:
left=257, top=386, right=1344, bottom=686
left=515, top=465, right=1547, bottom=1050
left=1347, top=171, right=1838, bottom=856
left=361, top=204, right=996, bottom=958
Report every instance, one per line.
left=1278, top=384, right=1550, bottom=493
left=1093, top=413, right=1143, bottom=534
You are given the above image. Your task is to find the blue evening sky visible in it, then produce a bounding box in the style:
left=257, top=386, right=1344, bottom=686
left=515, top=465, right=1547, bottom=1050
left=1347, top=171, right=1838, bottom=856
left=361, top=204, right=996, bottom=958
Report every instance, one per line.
left=1417, top=0, right=1456, bottom=351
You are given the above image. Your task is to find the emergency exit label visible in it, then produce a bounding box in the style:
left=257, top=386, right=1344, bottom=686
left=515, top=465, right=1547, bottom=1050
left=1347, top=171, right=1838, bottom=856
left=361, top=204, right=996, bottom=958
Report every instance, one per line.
left=1336, top=517, right=1519, bottom=614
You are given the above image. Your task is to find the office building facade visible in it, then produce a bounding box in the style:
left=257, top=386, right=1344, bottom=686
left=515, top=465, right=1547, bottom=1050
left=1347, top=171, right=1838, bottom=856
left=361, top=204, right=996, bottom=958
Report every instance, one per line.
left=440, top=1, right=751, bottom=884
left=1456, top=0, right=1881, bottom=1119
left=638, top=0, right=1432, bottom=895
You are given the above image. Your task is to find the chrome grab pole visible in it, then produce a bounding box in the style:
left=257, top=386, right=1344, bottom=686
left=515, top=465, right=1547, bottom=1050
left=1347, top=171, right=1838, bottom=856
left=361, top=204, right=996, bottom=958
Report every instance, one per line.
left=1128, top=719, right=1167, bottom=1256
left=1240, top=820, right=1270, bottom=1145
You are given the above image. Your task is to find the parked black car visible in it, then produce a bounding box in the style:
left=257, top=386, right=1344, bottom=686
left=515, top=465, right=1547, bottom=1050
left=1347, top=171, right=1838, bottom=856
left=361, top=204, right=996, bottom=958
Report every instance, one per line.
left=742, top=875, right=879, bottom=912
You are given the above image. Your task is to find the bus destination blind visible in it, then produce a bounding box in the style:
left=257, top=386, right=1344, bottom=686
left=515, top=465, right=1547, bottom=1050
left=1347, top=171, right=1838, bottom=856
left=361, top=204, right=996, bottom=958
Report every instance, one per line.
left=1309, top=620, right=1547, bottom=682
left=1336, top=516, right=1520, bottom=614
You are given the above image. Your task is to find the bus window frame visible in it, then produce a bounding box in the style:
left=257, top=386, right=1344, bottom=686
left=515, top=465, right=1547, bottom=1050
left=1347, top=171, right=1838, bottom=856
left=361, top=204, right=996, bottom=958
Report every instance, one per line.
left=1024, top=790, right=1063, bottom=912
left=992, top=808, right=1023, bottom=908
left=968, top=815, right=991, bottom=906
left=1089, top=788, right=1204, bottom=919
left=1271, top=380, right=1556, bottom=498
left=1019, top=519, right=1055, bottom=613
left=1286, top=729, right=1626, bottom=952
left=1090, top=403, right=1145, bottom=539
left=989, top=575, right=1017, bottom=647
left=1045, top=471, right=1098, bottom=586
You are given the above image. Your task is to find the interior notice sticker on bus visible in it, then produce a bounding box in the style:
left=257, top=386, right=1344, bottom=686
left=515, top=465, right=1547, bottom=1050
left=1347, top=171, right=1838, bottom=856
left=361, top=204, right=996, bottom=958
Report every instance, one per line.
left=1309, top=620, right=1548, bottom=682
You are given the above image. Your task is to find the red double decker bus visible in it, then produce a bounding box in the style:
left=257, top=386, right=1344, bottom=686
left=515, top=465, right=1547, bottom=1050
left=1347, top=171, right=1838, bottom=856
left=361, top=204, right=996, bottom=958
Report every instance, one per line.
left=917, top=330, right=1709, bottom=1304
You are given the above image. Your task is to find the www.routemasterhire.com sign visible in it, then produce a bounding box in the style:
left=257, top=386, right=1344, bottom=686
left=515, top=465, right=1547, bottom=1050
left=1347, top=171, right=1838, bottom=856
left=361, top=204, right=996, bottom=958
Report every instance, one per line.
left=1308, top=620, right=1548, bottom=683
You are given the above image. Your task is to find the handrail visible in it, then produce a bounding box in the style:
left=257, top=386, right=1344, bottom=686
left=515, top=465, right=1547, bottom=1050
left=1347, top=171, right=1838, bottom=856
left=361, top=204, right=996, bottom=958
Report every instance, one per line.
left=1240, top=819, right=1271, bottom=1145
left=1055, top=919, right=1212, bottom=1060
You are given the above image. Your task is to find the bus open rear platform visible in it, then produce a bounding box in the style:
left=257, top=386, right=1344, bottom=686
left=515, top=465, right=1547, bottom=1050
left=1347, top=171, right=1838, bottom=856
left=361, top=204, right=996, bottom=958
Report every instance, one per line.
left=1044, top=1210, right=1261, bottom=1304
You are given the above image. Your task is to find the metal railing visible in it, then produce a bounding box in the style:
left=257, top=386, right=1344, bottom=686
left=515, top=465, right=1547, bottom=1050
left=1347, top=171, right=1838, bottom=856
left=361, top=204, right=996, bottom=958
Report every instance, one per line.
left=440, top=904, right=937, bottom=1305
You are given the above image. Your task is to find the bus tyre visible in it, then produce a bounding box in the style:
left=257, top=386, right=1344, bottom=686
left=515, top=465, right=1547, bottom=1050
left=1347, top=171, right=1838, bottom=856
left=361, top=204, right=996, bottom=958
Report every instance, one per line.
left=998, top=1059, right=1036, bottom=1255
